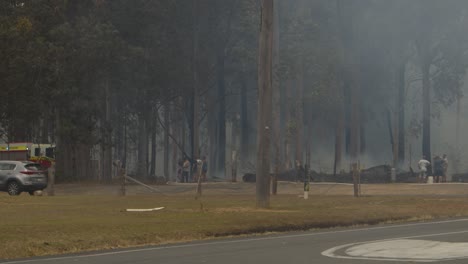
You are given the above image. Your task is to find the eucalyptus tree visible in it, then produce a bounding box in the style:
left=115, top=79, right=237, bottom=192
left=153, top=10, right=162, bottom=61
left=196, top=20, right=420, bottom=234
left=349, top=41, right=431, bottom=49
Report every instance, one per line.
left=48, top=1, right=128, bottom=182
left=279, top=0, right=341, bottom=174
left=0, top=1, right=55, bottom=143
left=409, top=0, right=468, bottom=169
left=109, top=0, right=190, bottom=180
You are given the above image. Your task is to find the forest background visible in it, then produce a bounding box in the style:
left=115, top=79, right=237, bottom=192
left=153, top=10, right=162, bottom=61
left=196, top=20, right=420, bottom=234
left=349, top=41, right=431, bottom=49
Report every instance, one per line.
left=1, top=0, right=468, bottom=183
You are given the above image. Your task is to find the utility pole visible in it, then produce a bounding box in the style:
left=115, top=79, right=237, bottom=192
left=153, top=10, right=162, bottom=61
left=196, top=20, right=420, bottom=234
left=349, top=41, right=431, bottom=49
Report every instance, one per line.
left=256, top=0, right=274, bottom=208
left=271, top=0, right=280, bottom=195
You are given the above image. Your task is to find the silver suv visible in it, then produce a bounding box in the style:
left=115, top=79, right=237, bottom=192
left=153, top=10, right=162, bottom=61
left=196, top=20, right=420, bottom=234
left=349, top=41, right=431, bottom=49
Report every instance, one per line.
left=0, top=161, right=48, bottom=195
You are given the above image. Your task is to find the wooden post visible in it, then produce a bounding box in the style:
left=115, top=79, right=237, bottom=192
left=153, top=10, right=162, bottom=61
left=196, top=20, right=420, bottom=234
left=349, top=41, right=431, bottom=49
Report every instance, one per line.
left=120, top=167, right=126, bottom=196
left=271, top=0, right=280, bottom=196
left=358, top=161, right=361, bottom=196
left=303, top=166, right=309, bottom=200
left=256, top=0, right=273, bottom=208
left=47, top=161, right=56, bottom=196
left=352, top=162, right=359, bottom=197
left=196, top=160, right=202, bottom=197
left=231, top=150, right=238, bottom=182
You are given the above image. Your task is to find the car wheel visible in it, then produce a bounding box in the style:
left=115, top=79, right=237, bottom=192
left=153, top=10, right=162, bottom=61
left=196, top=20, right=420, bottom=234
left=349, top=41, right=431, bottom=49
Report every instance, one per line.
left=7, top=181, right=21, bottom=196
left=28, top=191, right=35, bottom=196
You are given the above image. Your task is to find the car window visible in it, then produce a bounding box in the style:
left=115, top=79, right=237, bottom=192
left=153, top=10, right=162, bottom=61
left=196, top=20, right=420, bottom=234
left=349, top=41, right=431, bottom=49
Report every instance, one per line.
left=0, top=163, right=16, bottom=170
left=24, top=164, right=43, bottom=171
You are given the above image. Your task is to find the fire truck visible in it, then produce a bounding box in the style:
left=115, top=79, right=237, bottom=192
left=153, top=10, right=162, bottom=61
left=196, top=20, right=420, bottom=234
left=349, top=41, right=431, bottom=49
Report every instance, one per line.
left=0, top=142, right=55, bottom=168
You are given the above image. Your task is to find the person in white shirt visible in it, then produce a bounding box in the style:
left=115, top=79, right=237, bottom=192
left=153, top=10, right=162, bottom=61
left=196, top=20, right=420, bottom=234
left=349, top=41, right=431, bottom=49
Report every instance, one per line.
left=418, top=157, right=431, bottom=183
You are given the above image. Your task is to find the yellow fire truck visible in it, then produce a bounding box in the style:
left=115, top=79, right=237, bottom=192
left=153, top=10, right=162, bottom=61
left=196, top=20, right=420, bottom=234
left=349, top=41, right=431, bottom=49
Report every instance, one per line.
left=0, top=142, right=55, bottom=168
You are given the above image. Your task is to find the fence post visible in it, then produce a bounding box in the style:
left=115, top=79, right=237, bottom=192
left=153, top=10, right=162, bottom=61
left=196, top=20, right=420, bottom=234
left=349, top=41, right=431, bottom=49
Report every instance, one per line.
left=196, top=160, right=203, bottom=197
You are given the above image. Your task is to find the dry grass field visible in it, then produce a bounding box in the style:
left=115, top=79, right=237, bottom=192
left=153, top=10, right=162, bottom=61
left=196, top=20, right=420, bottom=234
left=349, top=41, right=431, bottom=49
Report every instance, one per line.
left=43, top=181, right=468, bottom=196
left=1, top=181, right=468, bottom=260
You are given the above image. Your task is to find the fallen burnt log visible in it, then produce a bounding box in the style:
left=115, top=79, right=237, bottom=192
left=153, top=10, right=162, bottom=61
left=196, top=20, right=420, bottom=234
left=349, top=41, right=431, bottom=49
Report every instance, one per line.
left=242, top=173, right=256, bottom=182
left=452, top=173, right=468, bottom=182
left=242, top=165, right=417, bottom=183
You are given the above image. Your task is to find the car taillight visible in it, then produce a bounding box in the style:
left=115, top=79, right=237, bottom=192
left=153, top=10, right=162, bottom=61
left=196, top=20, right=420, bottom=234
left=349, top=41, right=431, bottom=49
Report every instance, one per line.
left=20, top=171, right=44, bottom=175
left=20, top=171, right=35, bottom=175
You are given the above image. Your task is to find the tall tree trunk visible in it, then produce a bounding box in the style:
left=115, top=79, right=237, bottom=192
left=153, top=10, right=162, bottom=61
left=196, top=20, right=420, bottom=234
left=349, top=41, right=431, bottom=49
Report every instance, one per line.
left=305, top=124, right=311, bottom=180
left=78, top=144, right=92, bottom=181
left=337, top=0, right=360, bottom=197
left=422, top=59, right=431, bottom=172
left=123, top=116, right=127, bottom=168
left=454, top=95, right=461, bottom=174
left=360, top=119, right=365, bottom=154
left=101, top=77, right=112, bottom=183
left=216, top=51, right=226, bottom=178
left=392, top=106, right=399, bottom=169
left=240, top=75, right=249, bottom=162
left=40, top=116, right=49, bottom=143
left=333, top=64, right=344, bottom=176
left=350, top=84, right=360, bottom=198
left=295, top=62, right=304, bottom=166
left=114, top=108, right=124, bottom=165
left=55, top=110, right=64, bottom=182
left=192, top=93, right=200, bottom=162
left=208, top=94, right=217, bottom=178
left=349, top=73, right=360, bottom=162
left=337, top=0, right=351, bottom=159
left=146, top=120, right=151, bottom=180
left=334, top=111, right=344, bottom=176
left=164, top=104, right=170, bottom=181
left=391, top=65, right=402, bottom=170
left=179, top=98, right=186, bottom=159
left=271, top=0, right=280, bottom=195
left=137, top=113, right=148, bottom=179
left=231, top=119, right=238, bottom=182
left=387, top=108, right=395, bottom=157
left=171, top=104, right=179, bottom=181
left=284, top=79, right=293, bottom=170
left=150, top=118, right=157, bottom=179
left=192, top=0, right=200, bottom=162
left=256, top=0, right=273, bottom=208
left=181, top=98, right=186, bottom=159
left=398, top=61, right=406, bottom=166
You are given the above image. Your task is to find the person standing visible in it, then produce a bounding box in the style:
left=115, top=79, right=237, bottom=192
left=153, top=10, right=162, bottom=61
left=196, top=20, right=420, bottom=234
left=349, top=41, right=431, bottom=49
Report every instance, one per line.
left=182, top=157, right=190, bottom=183
left=176, top=159, right=183, bottom=182
left=433, top=155, right=443, bottom=183
left=418, top=156, right=430, bottom=183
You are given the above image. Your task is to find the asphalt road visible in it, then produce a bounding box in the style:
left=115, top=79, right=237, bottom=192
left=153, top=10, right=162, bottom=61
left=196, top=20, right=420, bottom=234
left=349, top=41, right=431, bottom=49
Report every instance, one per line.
left=3, top=218, right=468, bottom=264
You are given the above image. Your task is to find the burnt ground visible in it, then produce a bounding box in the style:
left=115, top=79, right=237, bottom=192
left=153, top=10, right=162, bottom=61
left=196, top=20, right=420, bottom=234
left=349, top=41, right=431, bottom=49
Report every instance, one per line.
left=242, top=165, right=419, bottom=183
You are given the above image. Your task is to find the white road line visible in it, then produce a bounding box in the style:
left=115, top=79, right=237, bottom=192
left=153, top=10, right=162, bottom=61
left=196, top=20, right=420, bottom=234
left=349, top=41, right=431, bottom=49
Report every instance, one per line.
left=322, top=230, right=468, bottom=262
left=3, top=218, right=468, bottom=264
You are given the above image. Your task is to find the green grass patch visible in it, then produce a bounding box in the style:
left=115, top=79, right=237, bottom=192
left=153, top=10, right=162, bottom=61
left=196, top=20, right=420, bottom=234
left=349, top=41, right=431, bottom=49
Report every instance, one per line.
left=1, top=194, right=468, bottom=259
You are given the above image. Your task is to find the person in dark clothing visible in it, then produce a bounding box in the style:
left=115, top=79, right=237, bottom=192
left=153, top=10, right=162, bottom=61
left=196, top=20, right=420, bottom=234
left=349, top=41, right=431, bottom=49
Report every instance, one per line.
left=177, top=159, right=183, bottom=182
left=433, top=155, right=443, bottom=183
left=182, top=158, right=190, bottom=183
